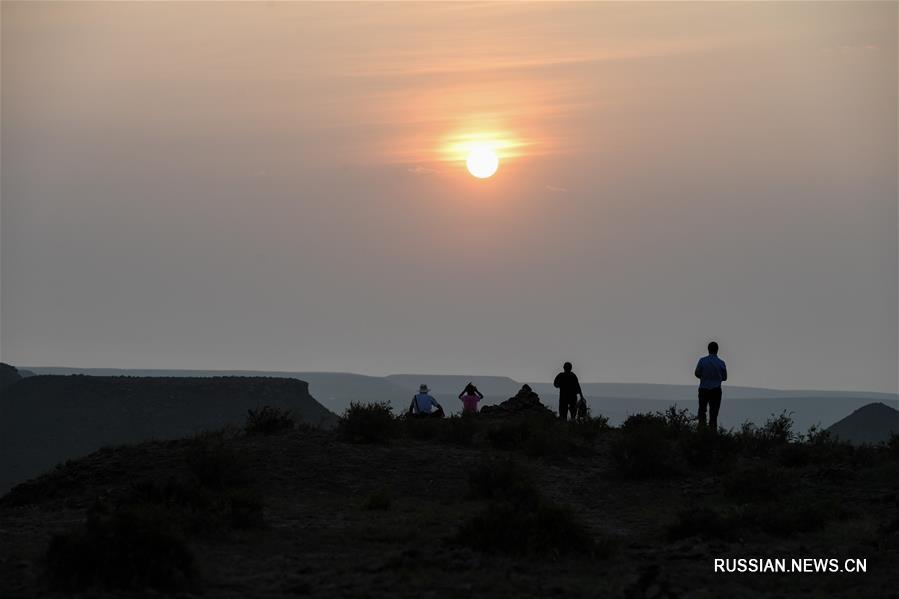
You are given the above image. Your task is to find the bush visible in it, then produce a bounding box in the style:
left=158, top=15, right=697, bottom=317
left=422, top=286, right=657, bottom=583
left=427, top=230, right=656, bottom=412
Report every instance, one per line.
left=338, top=402, right=397, bottom=444
left=802, top=424, right=834, bottom=445
left=735, top=412, right=796, bottom=457
left=246, top=406, right=295, bottom=435
left=460, top=456, right=611, bottom=558
left=722, top=465, right=794, bottom=504
left=762, top=411, right=797, bottom=443
left=666, top=506, right=741, bottom=541
left=621, top=413, right=669, bottom=435
left=456, top=497, right=606, bottom=558
left=660, top=406, right=696, bottom=435
left=46, top=504, right=199, bottom=592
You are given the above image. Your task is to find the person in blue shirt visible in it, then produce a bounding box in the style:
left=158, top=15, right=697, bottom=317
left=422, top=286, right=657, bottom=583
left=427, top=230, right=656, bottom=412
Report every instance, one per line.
left=408, top=384, right=445, bottom=418
left=694, top=341, right=728, bottom=431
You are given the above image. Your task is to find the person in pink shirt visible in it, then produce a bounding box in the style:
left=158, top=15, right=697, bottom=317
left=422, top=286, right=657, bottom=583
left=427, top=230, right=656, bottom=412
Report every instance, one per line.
left=458, top=382, right=484, bottom=414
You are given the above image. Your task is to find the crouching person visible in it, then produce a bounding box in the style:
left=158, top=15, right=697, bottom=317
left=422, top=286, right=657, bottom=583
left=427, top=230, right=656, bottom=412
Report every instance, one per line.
left=409, top=384, right=445, bottom=418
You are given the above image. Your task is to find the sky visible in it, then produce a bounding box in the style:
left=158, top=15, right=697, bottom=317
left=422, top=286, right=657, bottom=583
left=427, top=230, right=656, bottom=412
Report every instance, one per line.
left=1, top=2, right=897, bottom=392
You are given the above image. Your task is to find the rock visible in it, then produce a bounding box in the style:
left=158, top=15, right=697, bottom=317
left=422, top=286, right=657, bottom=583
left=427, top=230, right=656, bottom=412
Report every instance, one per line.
left=480, top=385, right=554, bottom=417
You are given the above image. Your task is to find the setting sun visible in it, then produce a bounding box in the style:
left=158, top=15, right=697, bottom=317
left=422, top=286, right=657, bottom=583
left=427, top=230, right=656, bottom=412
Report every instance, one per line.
left=466, top=146, right=499, bottom=178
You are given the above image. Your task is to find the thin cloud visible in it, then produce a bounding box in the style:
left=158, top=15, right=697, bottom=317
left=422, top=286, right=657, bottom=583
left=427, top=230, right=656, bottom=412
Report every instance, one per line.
left=408, top=166, right=439, bottom=175
left=545, top=184, right=568, bottom=193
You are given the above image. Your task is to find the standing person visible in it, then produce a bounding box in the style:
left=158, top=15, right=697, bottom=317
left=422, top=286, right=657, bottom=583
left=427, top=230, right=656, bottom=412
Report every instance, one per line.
left=694, top=341, right=728, bottom=431
left=409, top=384, right=445, bottom=418
left=458, top=382, right=483, bottom=415
left=553, top=362, right=586, bottom=421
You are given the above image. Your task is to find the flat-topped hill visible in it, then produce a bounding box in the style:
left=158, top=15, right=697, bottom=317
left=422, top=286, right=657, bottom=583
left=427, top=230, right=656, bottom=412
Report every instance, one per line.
left=0, top=374, right=336, bottom=493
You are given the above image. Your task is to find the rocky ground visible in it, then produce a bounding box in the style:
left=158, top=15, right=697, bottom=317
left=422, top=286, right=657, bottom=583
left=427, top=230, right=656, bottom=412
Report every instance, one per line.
left=1, top=410, right=898, bottom=598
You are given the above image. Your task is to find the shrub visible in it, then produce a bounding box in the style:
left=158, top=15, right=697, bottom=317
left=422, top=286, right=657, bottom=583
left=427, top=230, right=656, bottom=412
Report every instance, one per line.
left=363, top=487, right=392, bottom=511
left=245, top=406, right=295, bottom=435
left=621, top=413, right=669, bottom=435
left=456, top=497, right=607, bottom=558
left=338, top=402, right=397, bottom=444
left=666, top=506, right=741, bottom=541
left=735, top=412, right=796, bottom=457
left=722, top=465, right=794, bottom=504
left=660, top=406, right=696, bottom=435
left=46, top=504, right=199, bottom=592
left=460, top=456, right=611, bottom=558
left=802, top=424, right=833, bottom=445
left=762, top=411, right=797, bottom=443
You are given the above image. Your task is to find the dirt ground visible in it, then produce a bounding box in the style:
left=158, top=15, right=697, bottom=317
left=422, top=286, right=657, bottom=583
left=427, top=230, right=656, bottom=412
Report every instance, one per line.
left=2, top=423, right=898, bottom=598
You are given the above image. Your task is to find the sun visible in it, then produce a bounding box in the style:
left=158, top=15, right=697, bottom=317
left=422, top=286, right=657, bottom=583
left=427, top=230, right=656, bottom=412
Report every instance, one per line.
left=466, top=146, right=499, bottom=179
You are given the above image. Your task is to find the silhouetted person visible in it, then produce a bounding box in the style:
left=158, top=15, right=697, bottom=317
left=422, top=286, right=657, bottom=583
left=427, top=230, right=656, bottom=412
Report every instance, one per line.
left=694, top=341, right=728, bottom=431
left=458, top=382, right=483, bottom=415
left=409, top=384, right=445, bottom=418
left=553, top=362, right=585, bottom=421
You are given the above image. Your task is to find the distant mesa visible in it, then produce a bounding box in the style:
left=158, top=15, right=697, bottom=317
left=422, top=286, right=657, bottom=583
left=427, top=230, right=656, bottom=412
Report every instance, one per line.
left=826, top=402, right=899, bottom=445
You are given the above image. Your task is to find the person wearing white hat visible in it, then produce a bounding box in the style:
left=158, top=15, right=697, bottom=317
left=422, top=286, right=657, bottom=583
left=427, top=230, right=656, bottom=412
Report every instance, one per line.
left=408, top=384, right=445, bottom=417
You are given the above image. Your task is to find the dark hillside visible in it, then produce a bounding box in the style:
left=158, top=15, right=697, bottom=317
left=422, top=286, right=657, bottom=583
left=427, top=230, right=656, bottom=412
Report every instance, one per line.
left=827, top=402, right=899, bottom=445
left=0, top=375, right=336, bottom=493
left=1, top=412, right=896, bottom=598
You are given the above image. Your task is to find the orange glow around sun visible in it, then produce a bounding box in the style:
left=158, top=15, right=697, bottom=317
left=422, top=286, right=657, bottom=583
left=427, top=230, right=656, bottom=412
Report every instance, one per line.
left=441, top=131, right=528, bottom=179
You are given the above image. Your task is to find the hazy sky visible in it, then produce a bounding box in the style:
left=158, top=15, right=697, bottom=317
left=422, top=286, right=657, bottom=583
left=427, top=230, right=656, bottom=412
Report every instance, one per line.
left=2, top=2, right=897, bottom=392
